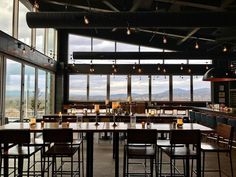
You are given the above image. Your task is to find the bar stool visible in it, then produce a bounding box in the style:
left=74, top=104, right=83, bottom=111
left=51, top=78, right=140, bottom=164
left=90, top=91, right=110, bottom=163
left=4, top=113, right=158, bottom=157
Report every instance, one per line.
left=42, top=128, right=81, bottom=177
left=123, top=129, right=157, bottom=177
left=161, top=130, right=201, bottom=177
left=200, top=123, right=234, bottom=177
left=0, top=129, right=42, bottom=176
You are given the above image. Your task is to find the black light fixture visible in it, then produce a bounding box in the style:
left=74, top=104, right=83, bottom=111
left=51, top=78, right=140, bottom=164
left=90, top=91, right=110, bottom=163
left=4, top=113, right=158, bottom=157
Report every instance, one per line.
left=203, top=67, right=236, bottom=82
left=90, top=60, right=95, bottom=73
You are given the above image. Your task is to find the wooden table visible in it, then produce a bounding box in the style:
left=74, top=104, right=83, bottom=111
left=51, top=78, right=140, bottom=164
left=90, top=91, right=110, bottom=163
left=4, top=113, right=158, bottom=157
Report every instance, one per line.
left=0, top=122, right=213, bottom=177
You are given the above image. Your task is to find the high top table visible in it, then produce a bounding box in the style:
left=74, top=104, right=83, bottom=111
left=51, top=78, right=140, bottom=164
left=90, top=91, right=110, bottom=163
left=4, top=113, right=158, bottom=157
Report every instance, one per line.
left=0, top=122, right=213, bottom=177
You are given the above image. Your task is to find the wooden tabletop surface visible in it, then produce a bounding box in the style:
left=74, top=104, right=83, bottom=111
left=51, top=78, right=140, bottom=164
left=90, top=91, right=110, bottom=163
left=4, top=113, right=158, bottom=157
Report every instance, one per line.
left=0, top=122, right=213, bottom=133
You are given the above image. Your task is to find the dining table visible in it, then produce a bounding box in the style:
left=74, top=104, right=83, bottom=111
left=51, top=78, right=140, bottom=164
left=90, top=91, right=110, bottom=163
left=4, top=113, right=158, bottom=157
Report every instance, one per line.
left=0, top=122, right=214, bottom=177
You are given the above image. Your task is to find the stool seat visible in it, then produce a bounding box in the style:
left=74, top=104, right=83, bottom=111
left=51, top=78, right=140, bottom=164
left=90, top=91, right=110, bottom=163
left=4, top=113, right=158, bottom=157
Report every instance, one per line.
left=162, top=146, right=198, bottom=158
left=44, top=145, right=78, bottom=156
left=2, top=145, right=41, bottom=157
left=201, top=142, right=230, bottom=152
left=127, top=145, right=155, bottom=158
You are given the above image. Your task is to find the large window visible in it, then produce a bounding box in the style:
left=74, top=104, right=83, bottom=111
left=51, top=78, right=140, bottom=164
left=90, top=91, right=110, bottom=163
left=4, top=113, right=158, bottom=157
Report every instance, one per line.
left=152, top=75, right=169, bottom=101
left=5, top=59, right=22, bottom=120
left=18, top=1, right=31, bottom=45
left=0, top=0, right=13, bottom=35
left=69, top=75, right=87, bottom=101
left=68, top=34, right=91, bottom=64
left=47, top=29, right=56, bottom=58
left=36, top=29, right=45, bottom=53
left=131, top=75, right=149, bottom=101
left=46, top=72, right=55, bottom=114
left=116, top=42, right=139, bottom=51
left=89, top=75, right=107, bottom=101
left=110, top=75, right=127, bottom=101
left=93, top=38, right=115, bottom=52
left=37, top=69, right=46, bottom=117
left=23, top=65, right=35, bottom=119
left=193, top=75, right=211, bottom=101
left=173, top=75, right=191, bottom=101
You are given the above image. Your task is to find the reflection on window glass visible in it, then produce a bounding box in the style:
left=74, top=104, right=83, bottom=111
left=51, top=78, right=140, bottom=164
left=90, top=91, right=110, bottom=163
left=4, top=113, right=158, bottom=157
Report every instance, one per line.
left=188, top=60, right=212, bottom=64
left=5, top=59, right=21, bottom=119
left=69, top=75, right=87, bottom=101
left=131, top=75, right=149, bottom=101
left=193, top=75, right=211, bottom=101
left=37, top=70, right=46, bottom=117
left=36, top=29, right=45, bottom=53
left=89, top=75, right=107, bottom=101
left=46, top=72, right=55, bottom=114
left=0, top=0, right=13, bottom=35
left=19, top=1, right=31, bottom=45
left=173, top=75, right=190, bottom=101
left=152, top=75, right=169, bottom=101
left=93, top=38, right=115, bottom=51
left=23, top=66, right=35, bottom=119
left=116, top=42, right=139, bottom=51
left=68, top=34, right=91, bottom=63
left=110, top=75, right=127, bottom=101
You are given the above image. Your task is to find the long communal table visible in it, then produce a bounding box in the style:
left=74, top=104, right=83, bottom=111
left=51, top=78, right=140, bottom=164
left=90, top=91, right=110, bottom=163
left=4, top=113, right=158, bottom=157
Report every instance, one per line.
left=0, top=122, right=213, bottom=177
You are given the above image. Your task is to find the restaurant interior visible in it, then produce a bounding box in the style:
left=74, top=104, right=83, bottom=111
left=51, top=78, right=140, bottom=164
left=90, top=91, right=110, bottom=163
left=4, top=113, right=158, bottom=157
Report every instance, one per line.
left=1, top=0, right=236, bottom=177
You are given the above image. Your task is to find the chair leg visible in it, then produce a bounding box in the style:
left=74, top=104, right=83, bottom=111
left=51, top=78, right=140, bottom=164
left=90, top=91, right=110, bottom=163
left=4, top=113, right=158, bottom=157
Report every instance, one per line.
left=160, top=148, right=163, bottom=177
left=217, top=151, right=221, bottom=177
left=150, top=159, right=153, bottom=177
left=52, top=156, right=55, bottom=177
left=202, top=152, right=205, bottom=177
left=71, top=156, right=73, bottom=177
left=229, top=152, right=234, bottom=177
left=123, top=147, right=126, bottom=177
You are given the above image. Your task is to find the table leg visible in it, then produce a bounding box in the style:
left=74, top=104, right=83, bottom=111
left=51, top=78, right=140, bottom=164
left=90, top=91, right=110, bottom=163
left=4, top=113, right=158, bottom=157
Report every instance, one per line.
left=113, top=134, right=116, bottom=159
left=114, top=132, right=119, bottom=177
left=18, top=157, right=23, bottom=177
left=3, top=145, right=8, bottom=177
left=86, top=132, right=94, bottom=177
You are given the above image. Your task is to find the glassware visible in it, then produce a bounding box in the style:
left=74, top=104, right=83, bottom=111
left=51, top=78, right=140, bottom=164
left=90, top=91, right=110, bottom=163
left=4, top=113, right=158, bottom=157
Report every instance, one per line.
left=177, top=117, right=183, bottom=127
left=130, top=115, right=136, bottom=128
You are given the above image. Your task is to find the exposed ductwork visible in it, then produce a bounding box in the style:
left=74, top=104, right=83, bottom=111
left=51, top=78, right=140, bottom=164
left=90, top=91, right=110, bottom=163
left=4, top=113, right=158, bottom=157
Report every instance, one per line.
left=72, top=52, right=236, bottom=60
left=26, top=11, right=236, bottom=28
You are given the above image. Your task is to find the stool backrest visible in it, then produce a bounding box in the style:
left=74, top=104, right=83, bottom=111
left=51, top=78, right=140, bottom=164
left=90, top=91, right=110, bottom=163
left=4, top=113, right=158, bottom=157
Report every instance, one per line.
left=216, top=123, right=234, bottom=140
left=170, top=129, right=201, bottom=145
left=127, top=129, right=157, bottom=145
left=43, top=128, right=73, bottom=143
left=0, top=129, right=30, bottom=144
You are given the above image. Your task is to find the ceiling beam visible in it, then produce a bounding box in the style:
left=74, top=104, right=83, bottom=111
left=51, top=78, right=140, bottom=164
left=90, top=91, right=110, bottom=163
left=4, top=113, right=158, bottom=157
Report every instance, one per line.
left=177, top=28, right=200, bottom=45
left=26, top=12, right=236, bottom=28
left=72, top=52, right=236, bottom=60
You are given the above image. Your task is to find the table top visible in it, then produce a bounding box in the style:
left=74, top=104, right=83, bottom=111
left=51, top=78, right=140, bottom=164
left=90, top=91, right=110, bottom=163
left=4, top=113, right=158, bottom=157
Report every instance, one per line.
left=0, top=122, right=213, bottom=133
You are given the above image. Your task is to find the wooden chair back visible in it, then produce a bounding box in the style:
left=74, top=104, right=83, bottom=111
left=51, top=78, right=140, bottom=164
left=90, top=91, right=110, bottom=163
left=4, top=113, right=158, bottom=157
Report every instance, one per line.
left=216, top=123, right=234, bottom=140
left=170, top=129, right=201, bottom=145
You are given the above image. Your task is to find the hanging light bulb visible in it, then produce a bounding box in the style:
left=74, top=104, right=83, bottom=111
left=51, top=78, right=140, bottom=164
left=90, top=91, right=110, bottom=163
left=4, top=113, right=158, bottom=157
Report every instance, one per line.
left=84, top=16, right=89, bottom=25
left=163, top=68, right=166, bottom=73
left=195, top=41, right=199, bottom=49
left=33, top=0, right=39, bottom=9
left=90, top=60, right=94, bottom=72
left=127, top=27, right=131, bottom=35
left=163, top=36, right=167, bottom=44
left=223, top=46, right=227, bottom=52
left=206, top=65, right=209, bottom=70
left=188, top=68, right=191, bottom=73
left=157, top=64, right=161, bottom=71
left=138, top=66, right=142, bottom=73
left=180, top=64, right=184, bottom=70
left=230, top=63, right=234, bottom=68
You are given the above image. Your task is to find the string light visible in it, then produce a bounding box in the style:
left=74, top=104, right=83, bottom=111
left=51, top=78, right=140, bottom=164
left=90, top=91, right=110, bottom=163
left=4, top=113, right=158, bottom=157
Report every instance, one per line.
left=223, top=46, right=227, bottom=52
left=84, top=16, right=89, bottom=25
left=163, top=36, right=167, bottom=44
left=195, top=41, right=199, bottom=49
left=127, top=27, right=131, bottom=35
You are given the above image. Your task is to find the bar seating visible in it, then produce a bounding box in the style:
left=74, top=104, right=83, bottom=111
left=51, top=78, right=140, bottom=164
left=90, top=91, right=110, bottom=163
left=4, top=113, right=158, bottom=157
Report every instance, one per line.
left=0, top=129, right=42, bottom=176
left=62, top=115, right=85, bottom=177
left=123, top=129, right=157, bottom=177
left=42, top=128, right=81, bottom=177
left=189, top=111, right=196, bottom=123
left=161, top=129, right=201, bottom=177
left=194, top=112, right=202, bottom=124
left=200, top=123, right=234, bottom=177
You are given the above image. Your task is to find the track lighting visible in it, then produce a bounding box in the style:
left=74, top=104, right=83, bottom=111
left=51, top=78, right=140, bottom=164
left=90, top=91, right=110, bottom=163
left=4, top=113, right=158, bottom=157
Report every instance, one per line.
left=127, top=27, right=131, bottom=35
left=84, top=16, right=89, bottom=25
